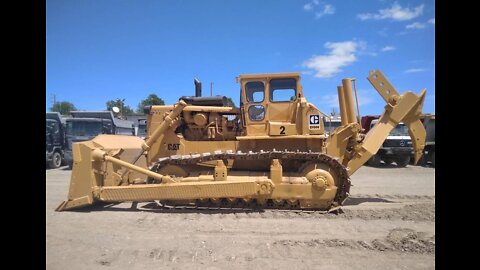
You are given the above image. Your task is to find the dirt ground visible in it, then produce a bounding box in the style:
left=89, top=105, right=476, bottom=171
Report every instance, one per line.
left=46, top=165, right=435, bottom=270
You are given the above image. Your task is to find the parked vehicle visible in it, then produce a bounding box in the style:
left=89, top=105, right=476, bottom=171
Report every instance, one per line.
left=136, top=119, right=147, bottom=139
left=64, top=111, right=135, bottom=168
left=46, top=112, right=66, bottom=168
left=361, top=115, right=413, bottom=167
left=323, top=114, right=342, bottom=136
left=420, top=114, right=435, bottom=167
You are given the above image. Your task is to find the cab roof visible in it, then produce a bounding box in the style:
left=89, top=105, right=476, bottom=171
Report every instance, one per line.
left=236, top=72, right=301, bottom=82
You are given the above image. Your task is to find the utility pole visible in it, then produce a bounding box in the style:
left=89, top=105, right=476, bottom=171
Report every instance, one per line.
left=210, top=82, right=213, bottom=96
left=121, top=98, right=125, bottom=119
left=49, top=93, right=57, bottom=110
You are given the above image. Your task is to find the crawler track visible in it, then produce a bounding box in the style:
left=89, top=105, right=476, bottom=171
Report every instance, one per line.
left=149, top=150, right=351, bottom=211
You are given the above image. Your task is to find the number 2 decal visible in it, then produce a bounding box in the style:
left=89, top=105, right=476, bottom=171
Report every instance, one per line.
left=279, top=126, right=286, bottom=135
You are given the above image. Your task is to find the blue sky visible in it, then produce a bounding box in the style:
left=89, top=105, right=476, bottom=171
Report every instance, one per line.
left=46, top=0, right=435, bottom=115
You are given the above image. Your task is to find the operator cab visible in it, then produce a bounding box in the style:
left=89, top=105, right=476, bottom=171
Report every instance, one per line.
left=237, top=73, right=308, bottom=136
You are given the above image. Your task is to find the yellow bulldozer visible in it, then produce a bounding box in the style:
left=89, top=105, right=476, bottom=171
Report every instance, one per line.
left=56, top=70, right=426, bottom=212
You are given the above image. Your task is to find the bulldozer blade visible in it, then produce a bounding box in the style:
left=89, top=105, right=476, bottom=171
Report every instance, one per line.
left=56, top=135, right=275, bottom=211
left=56, top=135, right=149, bottom=211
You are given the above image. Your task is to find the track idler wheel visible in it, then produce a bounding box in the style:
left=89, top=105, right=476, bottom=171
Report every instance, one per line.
left=305, top=169, right=335, bottom=190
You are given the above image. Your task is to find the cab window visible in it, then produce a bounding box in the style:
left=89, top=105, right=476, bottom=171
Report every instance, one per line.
left=245, top=81, right=264, bottom=102
left=270, top=78, right=296, bottom=102
left=248, top=105, right=265, bottom=121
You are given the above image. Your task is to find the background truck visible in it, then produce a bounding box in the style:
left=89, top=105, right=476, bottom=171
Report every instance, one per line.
left=124, top=114, right=148, bottom=139
left=361, top=115, right=414, bottom=167
left=64, top=111, right=135, bottom=168
left=46, top=112, right=66, bottom=168
left=136, top=119, right=147, bottom=139
left=420, top=114, right=435, bottom=167
left=323, top=114, right=342, bottom=136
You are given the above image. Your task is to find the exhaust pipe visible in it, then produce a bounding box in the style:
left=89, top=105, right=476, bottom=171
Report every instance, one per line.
left=337, top=86, right=348, bottom=126
left=341, top=79, right=358, bottom=124
left=194, top=78, right=202, bottom=97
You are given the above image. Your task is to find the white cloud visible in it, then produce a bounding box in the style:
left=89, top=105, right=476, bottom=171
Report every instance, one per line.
left=303, top=0, right=320, bottom=11
left=405, top=68, right=427, bottom=73
left=357, top=2, right=424, bottom=21
left=304, top=3, right=313, bottom=11
left=302, top=41, right=360, bottom=78
left=428, top=18, right=435, bottom=24
left=381, top=46, right=396, bottom=52
left=406, top=22, right=426, bottom=29
left=304, top=1, right=334, bottom=19
left=315, top=4, right=335, bottom=18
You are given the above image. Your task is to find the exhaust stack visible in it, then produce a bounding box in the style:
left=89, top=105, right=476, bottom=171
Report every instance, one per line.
left=341, top=78, right=358, bottom=124
left=194, top=78, right=202, bottom=97
left=337, top=86, right=348, bottom=126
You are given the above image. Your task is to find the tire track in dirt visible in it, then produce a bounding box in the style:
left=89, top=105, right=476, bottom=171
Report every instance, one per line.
left=48, top=167, right=435, bottom=270
left=93, top=228, right=434, bottom=268
left=136, top=201, right=435, bottom=222
left=273, top=228, right=435, bottom=254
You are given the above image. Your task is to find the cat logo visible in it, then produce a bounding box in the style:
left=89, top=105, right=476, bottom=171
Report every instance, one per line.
left=167, top=143, right=180, bottom=150
left=309, top=114, right=320, bottom=130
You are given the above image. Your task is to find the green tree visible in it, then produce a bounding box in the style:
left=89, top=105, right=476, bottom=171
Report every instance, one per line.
left=136, top=94, right=165, bottom=113
left=226, top=97, right=237, bottom=108
left=106, top=98, right=134, bottom=117
left=49, top=101, right=77, bottom=115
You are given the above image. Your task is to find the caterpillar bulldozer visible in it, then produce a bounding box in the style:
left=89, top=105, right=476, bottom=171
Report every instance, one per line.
left=56, top=70, right=426, bottom=212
